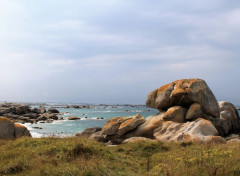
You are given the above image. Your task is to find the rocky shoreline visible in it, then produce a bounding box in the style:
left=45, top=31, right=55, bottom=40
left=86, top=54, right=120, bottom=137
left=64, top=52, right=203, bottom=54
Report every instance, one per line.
left=77, top=79, right=240, bottom=145
left=0, top=103, right=62, bottom=124
left=1, top=78, right=240, bottom=144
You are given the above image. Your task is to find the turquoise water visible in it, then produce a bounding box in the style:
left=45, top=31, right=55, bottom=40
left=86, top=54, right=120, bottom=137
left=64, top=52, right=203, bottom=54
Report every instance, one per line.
left=24, top=106, right=240, bottom=138
left=24, top=106, right=158, bottom=137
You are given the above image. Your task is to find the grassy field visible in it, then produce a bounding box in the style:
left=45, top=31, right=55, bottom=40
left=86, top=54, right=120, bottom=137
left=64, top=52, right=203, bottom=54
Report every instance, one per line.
left=0, top=137, right=240, bottom=176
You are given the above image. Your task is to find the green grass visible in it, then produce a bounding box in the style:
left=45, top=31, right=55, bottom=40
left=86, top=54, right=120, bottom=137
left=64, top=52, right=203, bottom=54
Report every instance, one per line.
left=0, top=137, right=240, bottom=176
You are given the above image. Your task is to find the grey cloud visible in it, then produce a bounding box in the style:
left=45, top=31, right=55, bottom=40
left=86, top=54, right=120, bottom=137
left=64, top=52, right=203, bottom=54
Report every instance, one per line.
left=0, top=0, right=240, bottom=104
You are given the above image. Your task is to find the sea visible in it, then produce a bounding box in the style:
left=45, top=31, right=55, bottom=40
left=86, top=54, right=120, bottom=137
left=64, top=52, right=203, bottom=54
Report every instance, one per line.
left=23, top=105, right=158, bottom=138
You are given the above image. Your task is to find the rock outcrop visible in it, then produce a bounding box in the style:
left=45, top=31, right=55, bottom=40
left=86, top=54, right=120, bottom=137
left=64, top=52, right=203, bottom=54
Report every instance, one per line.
left=212, top=101, right=240, bottom=136
left=47, top=107, right=60, bottom=114
left=0, top=117, right=31, bottom=139
left=101, top=114, right=145, bottom=136
left=153, top=118, right=218, bottom=143
left=0, top=103, right=60, bottom=123
left=76, top=127, right=102, bottom=138
left=146, top=79, right=220, bottom=118
left=86, top=78, right=240, bottom=145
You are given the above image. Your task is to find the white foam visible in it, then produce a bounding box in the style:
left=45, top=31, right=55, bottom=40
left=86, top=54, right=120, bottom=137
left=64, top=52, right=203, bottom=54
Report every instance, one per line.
left=31, top=132, right=44, bottom=138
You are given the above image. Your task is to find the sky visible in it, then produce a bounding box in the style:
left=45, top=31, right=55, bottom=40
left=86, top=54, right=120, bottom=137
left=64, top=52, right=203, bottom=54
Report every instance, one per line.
left=0, top=0, right=240, bottom=104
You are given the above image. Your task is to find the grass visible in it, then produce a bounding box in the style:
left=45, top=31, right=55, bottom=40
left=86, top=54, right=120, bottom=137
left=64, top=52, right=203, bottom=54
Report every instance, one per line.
left=0, top=137, right=240, bottom=176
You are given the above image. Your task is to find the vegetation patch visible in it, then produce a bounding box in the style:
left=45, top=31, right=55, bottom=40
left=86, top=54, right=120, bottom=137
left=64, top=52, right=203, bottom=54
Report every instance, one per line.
left=0, top=137, right=240, bottom=175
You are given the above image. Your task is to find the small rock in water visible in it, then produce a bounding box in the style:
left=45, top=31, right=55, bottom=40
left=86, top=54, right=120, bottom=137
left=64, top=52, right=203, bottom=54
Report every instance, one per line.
left=33, top=127, right=43, bottom=129
left=67, top=116, right=81, bottom=120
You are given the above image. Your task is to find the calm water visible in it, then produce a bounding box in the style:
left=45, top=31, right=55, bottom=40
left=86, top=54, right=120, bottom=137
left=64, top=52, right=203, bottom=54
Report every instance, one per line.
left=23, top=106, right=158, bottom=137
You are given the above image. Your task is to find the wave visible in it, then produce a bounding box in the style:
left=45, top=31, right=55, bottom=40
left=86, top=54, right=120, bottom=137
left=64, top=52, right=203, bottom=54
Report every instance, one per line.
left=31, top=132, right=44, bottom=138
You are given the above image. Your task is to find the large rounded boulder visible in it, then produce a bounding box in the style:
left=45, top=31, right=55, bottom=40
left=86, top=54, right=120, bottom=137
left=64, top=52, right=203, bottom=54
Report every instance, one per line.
left=0, top=117, right=31, bottom=139
left=146, top=79, right=220, bottom=118
left=0, top=117, right=15, bottom=139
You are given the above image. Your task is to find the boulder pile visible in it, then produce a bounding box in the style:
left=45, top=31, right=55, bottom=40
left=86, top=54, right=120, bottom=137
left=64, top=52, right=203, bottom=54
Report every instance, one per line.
left=81, top=79, right=240, bottom=144
left=0, top=103, right=61, bottom=123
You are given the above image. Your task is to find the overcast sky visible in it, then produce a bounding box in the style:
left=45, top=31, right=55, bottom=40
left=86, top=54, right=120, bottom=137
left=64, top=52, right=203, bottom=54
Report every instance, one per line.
left=0, top=0, right=240, bottom=104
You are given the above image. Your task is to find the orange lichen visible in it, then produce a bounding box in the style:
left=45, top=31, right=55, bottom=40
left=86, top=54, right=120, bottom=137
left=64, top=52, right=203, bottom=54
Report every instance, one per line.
left=0, top=117, right=12, bottom=123
left=157, top=83, right=172, bottom=94
left=120, top=118, right=135, bottom=128
left=14, top=124, right=26, bottom=128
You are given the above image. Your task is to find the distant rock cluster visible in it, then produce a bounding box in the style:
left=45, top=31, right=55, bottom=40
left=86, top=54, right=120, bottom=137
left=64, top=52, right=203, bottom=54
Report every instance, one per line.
left=0, top=103, right=61, bottom=124
left=80, top=79, right=240, bottom=144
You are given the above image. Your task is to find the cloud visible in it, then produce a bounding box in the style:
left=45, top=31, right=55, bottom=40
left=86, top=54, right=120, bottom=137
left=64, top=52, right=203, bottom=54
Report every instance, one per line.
left=0, top=0, right=240, bottom=103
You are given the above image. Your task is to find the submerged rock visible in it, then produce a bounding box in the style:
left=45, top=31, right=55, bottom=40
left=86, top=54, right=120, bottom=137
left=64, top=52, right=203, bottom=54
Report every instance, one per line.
left=67, top=116, right=81, bottom=120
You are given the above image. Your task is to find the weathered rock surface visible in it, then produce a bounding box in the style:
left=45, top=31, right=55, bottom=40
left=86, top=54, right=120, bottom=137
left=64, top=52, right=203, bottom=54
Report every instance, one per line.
left=212, top=101, right=240, bottom=136
left=47, top=107, right=59, bottom=113
left=14, top=124, right=31, bottom=138
left=92, top=114, right=146, bottom=144
left=118, top=114, right=145, bottom=136
left=185, top=103, right=202, bottom=120
left=163, top=106, right=187, bottom=123
left=0, top=117, right=31, bottom=139
left=38, top=113, right=58, bottom=121
left=67, top=116, right=81, bottom=120
left=122, top=137, right=154, bottom=144
left=39, top=106, right=46, bottom=114
left=76, top=127, right=102, bottom=138
left=219, top=101, right=239, bottom=119
left=0, top=103, right=60, bottom=124
left=89, top=131, right=108, bottom=142
left=101, top=114, right=145, bottom=136
left=146, top=79, right=220, bottom=118
left=0, top=117, right=15, bottom=139
left=83, top=79, right=240, bottom=145
left=101, top=117, right=125, bottom=136
left=153, top=118, right=218, bottom=143
left=125, top=113, right=165, bottom=138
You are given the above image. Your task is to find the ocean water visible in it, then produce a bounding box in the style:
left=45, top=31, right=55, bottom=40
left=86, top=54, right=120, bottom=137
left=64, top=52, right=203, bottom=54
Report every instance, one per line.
left=23, top=106, right=158, bottom=138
